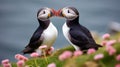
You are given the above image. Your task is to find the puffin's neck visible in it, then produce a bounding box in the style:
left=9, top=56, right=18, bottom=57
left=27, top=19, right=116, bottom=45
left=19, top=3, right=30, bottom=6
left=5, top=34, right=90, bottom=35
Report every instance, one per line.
left=66, top=16, right=80, bottom=27
left=38, top=19, right=50, bottom=29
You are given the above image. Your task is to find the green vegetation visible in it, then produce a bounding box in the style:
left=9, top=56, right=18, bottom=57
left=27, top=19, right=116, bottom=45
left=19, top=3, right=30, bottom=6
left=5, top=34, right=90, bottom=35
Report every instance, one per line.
left=2, top=33, right=120, bottom=67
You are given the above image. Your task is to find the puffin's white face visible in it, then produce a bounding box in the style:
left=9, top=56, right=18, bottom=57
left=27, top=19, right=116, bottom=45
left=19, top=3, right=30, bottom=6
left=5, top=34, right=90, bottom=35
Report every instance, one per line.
left=60, top=7, right=78, bottom=20
left=37, top=8, right=54, bottom=21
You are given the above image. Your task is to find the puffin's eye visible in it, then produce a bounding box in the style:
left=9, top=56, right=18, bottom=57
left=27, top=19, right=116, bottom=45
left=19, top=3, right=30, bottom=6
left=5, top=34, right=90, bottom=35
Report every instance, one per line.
left=43, top=11, right=45, bottom=14
left=68, top=10, right=70, bottom=13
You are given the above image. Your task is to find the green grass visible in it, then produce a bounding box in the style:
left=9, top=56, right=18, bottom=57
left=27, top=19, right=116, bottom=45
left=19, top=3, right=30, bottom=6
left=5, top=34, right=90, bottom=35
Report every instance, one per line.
left=63, top=43, right=120, bottom=67
left=25, top=46, right=75, bottom=67
left=10, top=43, right=120, bottom=67
left=1, top=33, right=120, bottom=67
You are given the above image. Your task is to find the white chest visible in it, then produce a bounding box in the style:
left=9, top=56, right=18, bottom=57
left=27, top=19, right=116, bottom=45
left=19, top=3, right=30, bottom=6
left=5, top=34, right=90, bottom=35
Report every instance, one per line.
left=62, top=23, right=70, bottom=41
left=41, top=22, right=58, bottom=47
left=62, top=23, right=80, bottom=50
left=36, top=22, right=58, bottom=55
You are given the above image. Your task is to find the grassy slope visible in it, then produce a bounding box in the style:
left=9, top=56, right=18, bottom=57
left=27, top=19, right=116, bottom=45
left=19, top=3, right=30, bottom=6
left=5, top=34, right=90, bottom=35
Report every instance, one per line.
left=4, top=33, right=120, bottom=67
left=11, top=44, right=120, bottom=67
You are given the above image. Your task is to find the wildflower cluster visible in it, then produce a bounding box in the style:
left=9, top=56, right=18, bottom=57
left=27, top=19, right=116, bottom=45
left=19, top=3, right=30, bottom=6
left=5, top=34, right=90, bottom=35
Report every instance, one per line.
left=1, top=46, right=55, bottom=67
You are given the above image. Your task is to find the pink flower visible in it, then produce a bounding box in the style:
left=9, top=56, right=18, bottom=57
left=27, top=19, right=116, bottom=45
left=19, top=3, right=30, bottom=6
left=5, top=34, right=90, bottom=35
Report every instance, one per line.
left=106, top=46, right=116, bottom=56
left=115, top=64, right=120, bottom=67
left=101, top=40, right=107, bottom=46
left=39, top=45, right=47, bottom=49
left=47, top=47, right=55, bottom=55
left=59, top=51, right=72, bottom=61
left=1, top=59, right=12, bottom=67
left=87, top=48, right=96, bottom=54
left=109, top=49, right=116, bottom=56
left=15, top=54, right=28, bottom=61
left=59, top=54, right=67, bottom=61
left=106, top=46, right=113, bottom=51
left=102, top=33, right=110, bottom=40
left=16, top=60, right=25, bottom=67
left=116, top=54, right=120, bottom=61
left=106, top=40, right=116, bottom=46
left=50, top=47, right=54, bottom=51
left=47, top=63, right=56, bottom=67
left=73, top=50, right=83, bottom=57
left=23, top=57, right=28, bottom=61
left=94, top=54, right=104, bottom=60
left=15, top=54, right=22, bottom=59
left=63, top=51, right=72, bottom=57
left=1, top=59, right=9, bottom=64
left=30, top=52, right=40, bottom=58
left=39, top=45, right=55, bottom=55
left=2, top=63, right=12, bottom=67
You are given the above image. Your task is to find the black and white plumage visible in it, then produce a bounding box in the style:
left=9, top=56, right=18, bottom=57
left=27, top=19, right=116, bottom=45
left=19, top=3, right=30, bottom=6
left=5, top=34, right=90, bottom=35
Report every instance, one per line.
left=22, top=7, right=58, bottom=54
left=58, top=7, right=102, bottom=51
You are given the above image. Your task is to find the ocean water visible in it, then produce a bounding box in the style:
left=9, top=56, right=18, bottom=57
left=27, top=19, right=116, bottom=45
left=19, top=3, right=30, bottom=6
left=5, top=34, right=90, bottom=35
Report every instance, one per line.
left=0, top=0, right=120, bottom=61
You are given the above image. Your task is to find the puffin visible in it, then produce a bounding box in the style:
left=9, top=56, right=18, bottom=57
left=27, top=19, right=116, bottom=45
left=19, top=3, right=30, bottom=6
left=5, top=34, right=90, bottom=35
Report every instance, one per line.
left=22, top=7, right=58, bottom=54
left=57, top=7, right=102, bottom=51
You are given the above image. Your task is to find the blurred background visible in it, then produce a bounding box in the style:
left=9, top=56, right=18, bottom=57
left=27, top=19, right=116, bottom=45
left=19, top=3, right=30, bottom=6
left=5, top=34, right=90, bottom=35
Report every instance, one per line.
left=0, top=0, right=120, bottom=62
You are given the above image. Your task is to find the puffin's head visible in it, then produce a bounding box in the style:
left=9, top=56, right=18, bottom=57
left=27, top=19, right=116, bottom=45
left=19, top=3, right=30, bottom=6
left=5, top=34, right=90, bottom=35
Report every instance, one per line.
left=57, top=7, right=79, bottom=20
left=37, top=7, right=56, bottom=21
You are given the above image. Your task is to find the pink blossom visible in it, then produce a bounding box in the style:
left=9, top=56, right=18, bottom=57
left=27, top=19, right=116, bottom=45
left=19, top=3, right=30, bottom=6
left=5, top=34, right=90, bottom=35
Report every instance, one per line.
left=59, top=51, right=72, bottom=61
left=47, top=63, right=56, bottom=67
left=16, top=60, right=25, bottom=67
left=15, top=54, right=28, bottom=61
left=102, top=33, right=110, bottom=40
left=62, top=51, right=72, bottom=57
left=50, top=47, right=54, bottom=51
left=23, top=57, right=28, bottom=61
left=106, top=46, right=116, bottom=56
left=109, top=50, right=116, bottom=55
left=116, top=54, right=120, bottom=61
left=101, top=40, right=107, bottom=46
left=2, top=63, right=12, bottom=67
left=15, top=54, right=23, bottom=60
left=87, top=48, right=96, bottom=54
left=59, top=53, right=67, bottom=61
left=73, top=50, right=83, bottom=57
left=39, top=45, right=55, bottom=55
left=1, top=59, right=12, bottom=67
left=106, top=46, right=113, bottom=51
left=106, top=40, right=116, bottom=46
left=30, top=52, right=40, bottom=58
left=1, top=59, right=9, bottom=64
left=39, top=45, right=47, bottom=49
left=47, top=47, right=55, bottom=55
left=94, top=54, right=104, bottom=60
left=115, top=64, right=120, bottom=67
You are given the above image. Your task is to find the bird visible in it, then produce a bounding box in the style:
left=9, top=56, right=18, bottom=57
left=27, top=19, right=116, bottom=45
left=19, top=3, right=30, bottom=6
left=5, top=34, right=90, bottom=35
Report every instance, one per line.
left=57, top=7, right=102, bottom=51
left=22, top=7, right=58, bottom=55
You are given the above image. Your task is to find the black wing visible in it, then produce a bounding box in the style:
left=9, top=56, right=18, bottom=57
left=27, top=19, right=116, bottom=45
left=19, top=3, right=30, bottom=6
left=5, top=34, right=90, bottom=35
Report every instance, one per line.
left=22, top=27, right=44, bottom=54
left=80, top=25, right=96, bottom=43
left=27, top=27, right=43, bottom=48
left=69, top=27, right=101, bottom=50
left=69, top=28, right=90, bottom=47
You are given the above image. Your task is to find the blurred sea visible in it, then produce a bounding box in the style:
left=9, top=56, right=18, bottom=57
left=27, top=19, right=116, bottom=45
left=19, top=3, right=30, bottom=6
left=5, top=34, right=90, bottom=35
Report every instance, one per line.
left=0, top=0, right=120, bottom=61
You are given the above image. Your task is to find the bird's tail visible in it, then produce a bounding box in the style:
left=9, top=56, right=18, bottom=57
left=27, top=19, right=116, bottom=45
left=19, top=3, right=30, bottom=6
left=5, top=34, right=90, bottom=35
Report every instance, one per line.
left=85, top=43, right=102, bottom=50
left=22, top=47, right=34, bottom=54
left=96, top=44, right=102, bottom=47
left=94, top=44, right=102, bottom=50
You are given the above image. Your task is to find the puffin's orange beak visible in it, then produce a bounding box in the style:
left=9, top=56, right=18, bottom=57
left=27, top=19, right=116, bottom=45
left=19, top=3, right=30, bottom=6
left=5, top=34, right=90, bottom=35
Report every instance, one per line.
left=56, top=9, right=64, bottom=17
left=51, top=8, right=58, bottom=16
left=57, top=9, right=61, bottom=16
left=50, top=8, right=64, bottom=17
